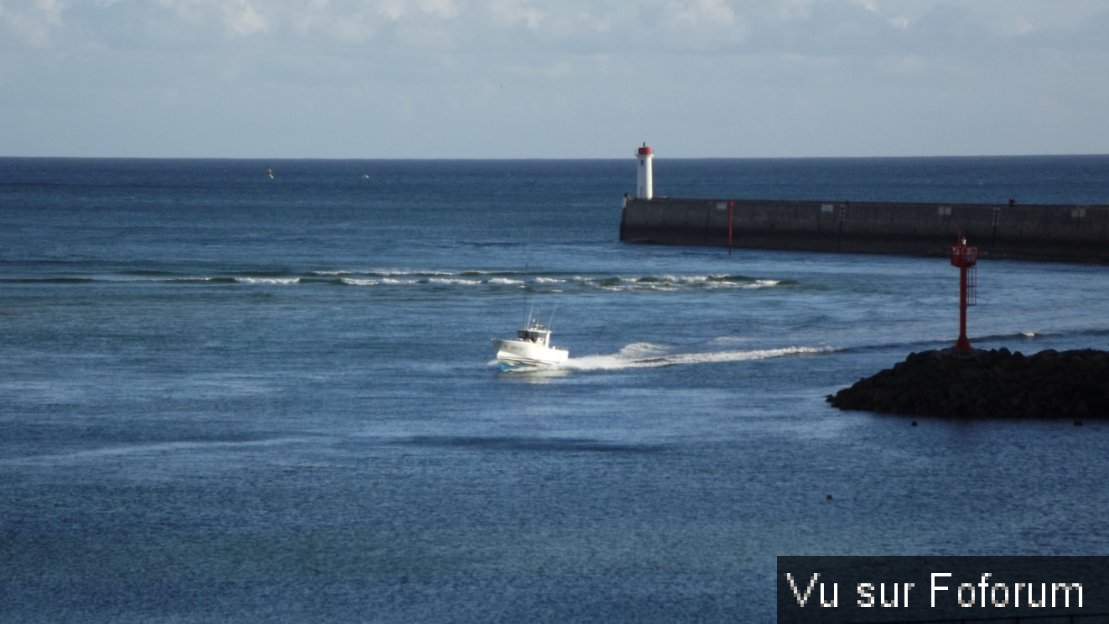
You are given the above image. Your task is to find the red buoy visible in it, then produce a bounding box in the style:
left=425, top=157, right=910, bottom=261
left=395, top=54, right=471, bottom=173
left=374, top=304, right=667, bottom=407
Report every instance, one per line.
left=949, top=234, right=978, bottom=352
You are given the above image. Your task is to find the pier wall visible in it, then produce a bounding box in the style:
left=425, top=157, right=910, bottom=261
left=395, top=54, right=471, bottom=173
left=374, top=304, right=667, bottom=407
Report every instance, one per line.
left=619, top=197, right=1109, bottom=262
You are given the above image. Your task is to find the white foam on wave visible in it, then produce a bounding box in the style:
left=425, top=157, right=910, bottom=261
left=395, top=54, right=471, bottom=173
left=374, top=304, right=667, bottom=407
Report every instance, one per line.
left=341, top=277, right=380, bottom=286
left=236, top=277, right=300, bottom=285
left=747, top=279, right=781, bottom=288
left=428, top=277, right=483, bottom=286
left=379, top=269, right=454, bottom=277
left=313, top=270, right=783, bottom=293
left=585, top=274, right=784, bottom=292
left=561, top=345, right=832, bottom=371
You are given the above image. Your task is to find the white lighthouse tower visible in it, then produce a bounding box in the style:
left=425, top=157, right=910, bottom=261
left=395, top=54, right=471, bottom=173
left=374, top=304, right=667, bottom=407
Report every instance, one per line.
left=635, top=142, right=654, bottom=200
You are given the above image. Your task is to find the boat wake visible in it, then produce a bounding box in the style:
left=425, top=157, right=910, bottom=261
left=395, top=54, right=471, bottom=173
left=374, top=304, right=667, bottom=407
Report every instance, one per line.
left=561, top=343, right=834, bottom=372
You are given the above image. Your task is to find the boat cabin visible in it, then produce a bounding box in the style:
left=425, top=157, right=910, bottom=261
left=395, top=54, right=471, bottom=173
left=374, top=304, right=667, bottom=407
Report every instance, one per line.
left=517, top=328, right=550, bottom=345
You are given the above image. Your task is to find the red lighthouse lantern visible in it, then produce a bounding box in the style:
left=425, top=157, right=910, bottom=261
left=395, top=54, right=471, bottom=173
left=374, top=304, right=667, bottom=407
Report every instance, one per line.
left=949, top=234, right=978, bottom=352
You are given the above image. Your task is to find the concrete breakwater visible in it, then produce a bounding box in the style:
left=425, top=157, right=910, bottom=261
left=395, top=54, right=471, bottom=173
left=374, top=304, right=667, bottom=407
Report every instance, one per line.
left=620, top=197, right=1109, bottom=262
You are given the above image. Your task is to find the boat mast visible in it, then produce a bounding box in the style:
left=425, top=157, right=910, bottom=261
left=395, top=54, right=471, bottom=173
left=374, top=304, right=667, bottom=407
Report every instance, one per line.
left=546, top=304, right=558, bottom=330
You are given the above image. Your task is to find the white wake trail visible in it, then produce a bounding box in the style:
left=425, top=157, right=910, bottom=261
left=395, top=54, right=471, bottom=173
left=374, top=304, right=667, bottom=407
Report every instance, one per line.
left=560, top=345, right=833, bottom=371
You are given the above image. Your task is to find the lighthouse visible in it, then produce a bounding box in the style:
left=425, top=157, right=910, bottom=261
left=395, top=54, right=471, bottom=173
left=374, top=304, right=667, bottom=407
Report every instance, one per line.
left=636, top=143, right=654, bottom=200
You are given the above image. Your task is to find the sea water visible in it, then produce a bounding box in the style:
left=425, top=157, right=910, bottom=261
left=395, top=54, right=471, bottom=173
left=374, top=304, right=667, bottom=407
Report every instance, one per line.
left=2, top=156, right=1109, bottom=622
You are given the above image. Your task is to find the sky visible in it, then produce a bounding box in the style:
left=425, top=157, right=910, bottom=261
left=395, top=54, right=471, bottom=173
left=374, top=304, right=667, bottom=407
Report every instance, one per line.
left=2, top=0, right=1108, bottom=158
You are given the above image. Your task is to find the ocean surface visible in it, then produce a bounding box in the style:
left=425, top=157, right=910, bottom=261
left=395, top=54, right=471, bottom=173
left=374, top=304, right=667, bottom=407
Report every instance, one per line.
left=2, top=155, right=1109, bottom=622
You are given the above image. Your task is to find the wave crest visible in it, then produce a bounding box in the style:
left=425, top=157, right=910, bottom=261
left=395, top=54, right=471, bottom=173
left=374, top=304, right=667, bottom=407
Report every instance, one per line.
left=235, top=277, right=300, bottom=285
left=13, top=269, right=791, bottom=293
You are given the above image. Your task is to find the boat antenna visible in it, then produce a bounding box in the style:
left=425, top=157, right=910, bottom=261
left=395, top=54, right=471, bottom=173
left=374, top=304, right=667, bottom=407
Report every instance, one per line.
left=546, top=304, right=558, bottom=330
left=521, top=230, right=534, bottom=324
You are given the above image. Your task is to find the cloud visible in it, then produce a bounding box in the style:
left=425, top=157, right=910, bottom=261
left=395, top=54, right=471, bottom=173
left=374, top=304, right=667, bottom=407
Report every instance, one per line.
left=418, top=0, right=461, bottom=20
left=648, top=0, right=749, bottom=51
left=988, top=13, right=1034, bottom=38
left=3, top=0, right=1105, bottom=55
left=2, top=0, right=1108, bottom=157
left=36, top=0, right=64, bottom=22
left=223, top=0, right=268, bottom=36
left=852, top=0, right=878, bottom=14
left=663, top=0, right=737, bottom=29
left=485, top=0, right=544, bottom=30
left=148, top=0, right=269, bottom=36
left=774, top=0, right=812, bottom=21
left=1, top=0, right=65, bottom=46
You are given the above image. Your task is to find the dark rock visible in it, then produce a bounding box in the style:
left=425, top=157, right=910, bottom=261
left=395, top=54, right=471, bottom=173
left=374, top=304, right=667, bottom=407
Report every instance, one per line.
left=827, top=348, right=1109, bottom=419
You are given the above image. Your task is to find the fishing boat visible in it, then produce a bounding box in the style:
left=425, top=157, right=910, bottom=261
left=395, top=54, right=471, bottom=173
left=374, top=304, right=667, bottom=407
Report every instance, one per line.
left=492, top=310, right=569, bottom=370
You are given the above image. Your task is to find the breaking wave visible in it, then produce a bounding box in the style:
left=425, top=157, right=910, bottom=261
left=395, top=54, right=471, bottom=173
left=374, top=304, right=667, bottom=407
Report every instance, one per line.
left=235, top=277, right=301, bottom=285
left=6, top=269, right=794, bottom=293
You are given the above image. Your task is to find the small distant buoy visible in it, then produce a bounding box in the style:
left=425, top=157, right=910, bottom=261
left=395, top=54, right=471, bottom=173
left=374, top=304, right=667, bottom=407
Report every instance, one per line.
left=1074, top=420, right=1084, bottom=427
left=826, top=494, right=833, bottom=501
left=911, top=420, right=918, bottom=427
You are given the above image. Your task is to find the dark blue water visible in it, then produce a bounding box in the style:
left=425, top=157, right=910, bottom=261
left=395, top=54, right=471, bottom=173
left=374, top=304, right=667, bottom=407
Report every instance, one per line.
left=3, top=156, right=1109, bottom=622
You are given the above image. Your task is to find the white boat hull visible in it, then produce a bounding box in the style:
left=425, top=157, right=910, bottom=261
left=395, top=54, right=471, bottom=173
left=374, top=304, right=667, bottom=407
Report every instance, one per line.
left=492, top=338, right=569, bottom=368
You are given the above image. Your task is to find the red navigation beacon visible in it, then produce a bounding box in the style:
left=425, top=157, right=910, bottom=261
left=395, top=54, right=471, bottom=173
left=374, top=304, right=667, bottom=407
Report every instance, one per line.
left=949, top=234, right=978, bottom=352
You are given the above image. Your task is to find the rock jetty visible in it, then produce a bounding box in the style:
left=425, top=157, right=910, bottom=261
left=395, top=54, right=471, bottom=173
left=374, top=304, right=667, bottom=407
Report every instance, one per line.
left=827, top=348, right=1109, bottom=419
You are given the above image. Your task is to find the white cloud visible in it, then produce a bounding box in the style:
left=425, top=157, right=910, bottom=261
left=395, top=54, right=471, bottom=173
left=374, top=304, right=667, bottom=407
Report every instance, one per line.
left=663, top=0, right=737, bottom=29
left=149, top=0, right=269, bottom=36
left=486, top=0, right=544, bottom=30
left=774, top=0, right=812, bottom=21
left=1, top=0, right=65, bottom=46
left=852, top=0, right=878, bottom=14
left=153, top=0, right=206, bottom=27
left=35, top=0, right=63, bottom=23
left=292, top=2, right=378, bottom=43
left=418, top=0, right=460, bottom=20
left=369, top=0, right=461, bottom=22
left=377, top=0, right=406, bottom=21
left=650, top=0, right=749, bottom=50
left=989, top=14, right=1034, bottom=38
left=223, top=0, right=267, bottom=36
